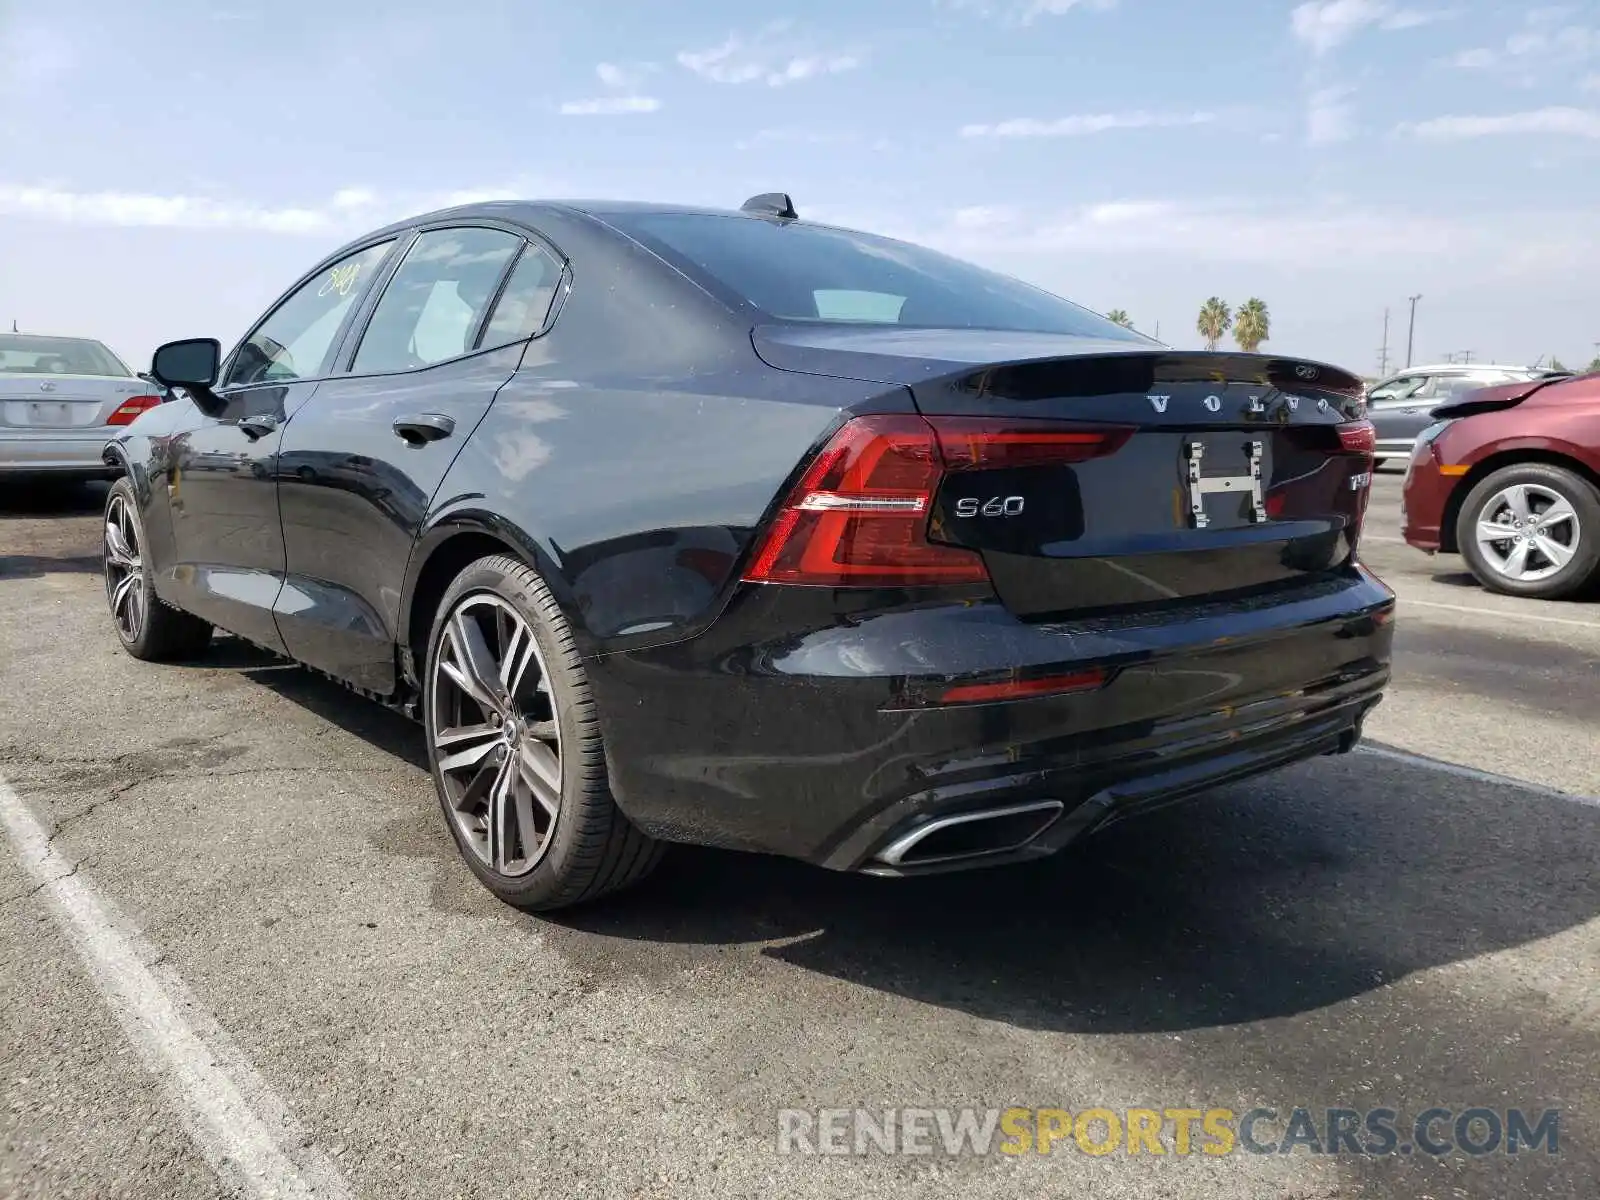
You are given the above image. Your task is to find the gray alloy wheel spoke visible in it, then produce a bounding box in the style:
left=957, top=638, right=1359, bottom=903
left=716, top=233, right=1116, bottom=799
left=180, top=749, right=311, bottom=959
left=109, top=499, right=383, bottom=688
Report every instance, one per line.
left=105, top=521, right=136, bottom=568
left=1540, top=497, right=1577, bottom=529
left=517, top=741, right=562, bottom=817
left=436, top=725, right=503, bottom=776
left=111, top=572, right=141, bottom=624
left=487, top=755, right=518, bottom=872
left=1533, top=534, right=1574, bottom=568
left=445, top=610, right=510, bottom=717
left=429, top=593, right=561, bottom=878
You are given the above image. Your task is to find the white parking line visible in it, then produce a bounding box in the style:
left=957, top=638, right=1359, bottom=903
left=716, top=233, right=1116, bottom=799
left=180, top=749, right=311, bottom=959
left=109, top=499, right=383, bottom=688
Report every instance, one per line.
left=1399, top=597, right=1600, bottom=630
left=1358, top=744, right=1600, bottom=807
left=0, top=775, right=352, bottom=1200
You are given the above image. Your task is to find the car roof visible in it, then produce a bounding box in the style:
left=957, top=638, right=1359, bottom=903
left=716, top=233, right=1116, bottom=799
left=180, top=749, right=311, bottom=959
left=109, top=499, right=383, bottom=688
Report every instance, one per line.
left=356, top=198, right=773, bottom=244
left=1399, top=363, right=1534, bottom=375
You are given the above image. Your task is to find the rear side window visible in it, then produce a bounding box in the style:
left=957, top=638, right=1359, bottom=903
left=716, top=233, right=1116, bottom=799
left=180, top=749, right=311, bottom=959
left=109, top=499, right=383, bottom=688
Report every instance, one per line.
left=0, top=336, right=130, bottom=377
left=478, top=242, right=564, bottom=349
left=352, top=228, right=522, bottom=374
left=602, top=211, right=1151, bottom=341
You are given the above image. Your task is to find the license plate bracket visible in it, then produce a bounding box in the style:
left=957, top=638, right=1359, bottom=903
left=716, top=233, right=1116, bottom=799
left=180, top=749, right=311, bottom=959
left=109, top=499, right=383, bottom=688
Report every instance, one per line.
left=1184, top=437, right=1266, bottom=529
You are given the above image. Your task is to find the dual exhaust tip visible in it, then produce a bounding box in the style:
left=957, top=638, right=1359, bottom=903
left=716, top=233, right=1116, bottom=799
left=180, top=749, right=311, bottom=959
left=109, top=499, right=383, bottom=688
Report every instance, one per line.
left=872, top=799, right=1065, bottom=869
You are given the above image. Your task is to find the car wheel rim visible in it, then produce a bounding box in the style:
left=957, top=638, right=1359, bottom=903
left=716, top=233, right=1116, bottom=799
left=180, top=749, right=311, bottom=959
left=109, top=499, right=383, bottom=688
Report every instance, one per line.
left=1473, top=483, right=1581, bottom=582
left=429, top=594, right=561, bottom=877
left=104, top=494, right=145, bottom=642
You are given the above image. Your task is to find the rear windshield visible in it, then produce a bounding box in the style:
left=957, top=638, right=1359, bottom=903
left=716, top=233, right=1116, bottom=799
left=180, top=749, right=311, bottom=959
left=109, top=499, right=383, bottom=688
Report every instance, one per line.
left=604, top=212, right=1152, bottom=341
left=0, top=335, right=132, bottom=377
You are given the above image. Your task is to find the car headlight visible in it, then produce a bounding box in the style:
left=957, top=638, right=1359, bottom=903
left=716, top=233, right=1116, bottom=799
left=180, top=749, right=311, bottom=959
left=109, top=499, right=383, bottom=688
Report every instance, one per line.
left=1412, top=419, right=1450, bottom=451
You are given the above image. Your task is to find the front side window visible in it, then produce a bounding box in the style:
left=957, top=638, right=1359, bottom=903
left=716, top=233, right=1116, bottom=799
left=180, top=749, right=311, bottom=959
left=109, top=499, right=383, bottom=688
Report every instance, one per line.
left=224, top=241, right=394, bottom=387
left=351, top=228, right=523, bottom=374
left=1369, top=375, right=1424, bottom=402
left=601, top=211, right=1153, bottom=341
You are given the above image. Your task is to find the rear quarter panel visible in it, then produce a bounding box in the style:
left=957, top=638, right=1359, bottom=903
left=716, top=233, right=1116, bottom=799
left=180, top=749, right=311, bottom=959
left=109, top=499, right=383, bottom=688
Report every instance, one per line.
left=406, top=207, right=908, bottom=661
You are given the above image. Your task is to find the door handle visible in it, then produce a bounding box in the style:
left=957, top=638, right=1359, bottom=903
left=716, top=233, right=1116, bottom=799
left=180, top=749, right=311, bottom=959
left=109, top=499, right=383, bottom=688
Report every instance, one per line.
left=392, top=413, right=456, bottom=446
left=237, top=414, right=280, bottom=440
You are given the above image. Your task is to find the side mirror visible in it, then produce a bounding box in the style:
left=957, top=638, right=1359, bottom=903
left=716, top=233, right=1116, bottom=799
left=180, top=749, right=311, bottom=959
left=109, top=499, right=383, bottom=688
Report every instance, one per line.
left=151, top=338, right=221, bottom=388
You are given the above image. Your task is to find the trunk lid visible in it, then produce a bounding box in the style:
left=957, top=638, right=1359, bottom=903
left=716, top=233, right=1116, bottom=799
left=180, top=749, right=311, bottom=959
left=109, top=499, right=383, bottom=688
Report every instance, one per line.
left=0, top=374, right=150, bottom=430
left=753, top=326, right=1371, bottom=618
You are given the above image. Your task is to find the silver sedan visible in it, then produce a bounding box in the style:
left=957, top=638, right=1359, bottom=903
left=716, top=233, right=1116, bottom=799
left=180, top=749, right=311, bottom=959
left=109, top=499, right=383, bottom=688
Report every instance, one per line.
left=1, top=333, right=164, bottom=478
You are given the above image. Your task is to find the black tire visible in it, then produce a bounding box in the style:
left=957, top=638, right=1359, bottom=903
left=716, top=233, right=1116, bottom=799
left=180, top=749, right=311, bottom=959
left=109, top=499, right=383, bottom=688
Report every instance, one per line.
left=1372, top=457, right=1386, bottom=469
left=103, top=477, right=214, bottom=661
left=423, top=554, right=661, bottom=910
left=1455, top=462, right=1600, bottom=600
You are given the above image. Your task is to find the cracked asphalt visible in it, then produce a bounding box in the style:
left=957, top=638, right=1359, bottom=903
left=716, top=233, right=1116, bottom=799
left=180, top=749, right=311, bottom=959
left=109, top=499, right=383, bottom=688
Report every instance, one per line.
left=2, top=471, right=1598, bottom=1200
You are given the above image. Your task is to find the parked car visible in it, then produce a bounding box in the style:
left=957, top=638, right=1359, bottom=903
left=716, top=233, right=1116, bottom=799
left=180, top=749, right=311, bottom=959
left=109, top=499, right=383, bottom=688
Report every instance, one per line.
left=1402, top=371, right=1600, bottom=599
left=0, top=333, right=162, bottom=478
left=1367, top=364, right=1541, bottom=466
left=103, top=194, right=1394, bottom=911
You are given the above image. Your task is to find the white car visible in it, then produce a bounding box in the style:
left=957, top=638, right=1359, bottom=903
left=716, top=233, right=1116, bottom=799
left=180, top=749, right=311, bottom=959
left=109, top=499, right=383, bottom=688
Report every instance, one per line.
left=1, top=333, right=164, bottom=479
left=1366, top=363, right=1541, bottom=465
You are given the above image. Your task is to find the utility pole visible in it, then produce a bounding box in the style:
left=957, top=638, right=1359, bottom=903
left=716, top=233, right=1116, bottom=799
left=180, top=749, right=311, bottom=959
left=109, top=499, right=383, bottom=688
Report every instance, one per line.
left=1377, top=307, right=1391, bottom=376
left=1405, top=294, right=1422, bottom=367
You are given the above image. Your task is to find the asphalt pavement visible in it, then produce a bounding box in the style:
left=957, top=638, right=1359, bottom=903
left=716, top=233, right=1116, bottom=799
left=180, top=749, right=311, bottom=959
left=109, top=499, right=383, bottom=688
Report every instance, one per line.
left=2, top=470, right=1597, bottom=1200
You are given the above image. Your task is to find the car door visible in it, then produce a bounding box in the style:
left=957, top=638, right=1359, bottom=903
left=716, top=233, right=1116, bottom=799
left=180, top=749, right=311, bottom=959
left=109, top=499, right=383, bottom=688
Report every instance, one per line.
left=162, top=239, right=398, bottom=649
left=273, top=225, right=565, bottom=692
left=1367, top=373, right=1432, bottom=453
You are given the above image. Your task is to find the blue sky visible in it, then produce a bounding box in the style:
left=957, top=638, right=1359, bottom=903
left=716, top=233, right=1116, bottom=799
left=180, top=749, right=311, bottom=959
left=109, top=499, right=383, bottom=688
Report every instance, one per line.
left=3, top=0, right=1599, bottom=374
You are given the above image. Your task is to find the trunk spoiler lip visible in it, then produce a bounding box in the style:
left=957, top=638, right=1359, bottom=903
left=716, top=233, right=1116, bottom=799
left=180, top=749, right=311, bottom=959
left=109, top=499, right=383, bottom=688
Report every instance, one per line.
left=750, top=323, right=1364, bottom=398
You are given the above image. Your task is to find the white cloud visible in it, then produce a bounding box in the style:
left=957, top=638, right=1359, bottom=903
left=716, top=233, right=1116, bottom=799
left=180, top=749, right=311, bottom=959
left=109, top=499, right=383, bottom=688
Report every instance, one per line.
left=960, top=111, right=1215, bottom=138
left=594, top=61, right=658, bottom=90
left=558, top=95, right=661, bottom=115
left=1290, top=0, right=1447, bottom=55
left=939, top=0, right=1117, bottom=23
left=677, top=22, right=861, bottom=86
left=1307, top=85, right=1356, bottom=144
left=908, top=197, right=1600, bottom=273
left=0, top=185, right=336, bottom=234
left=560, top=61, right=661, bottom=115
left=1400, top=106, right=1600, bottom=139
left=1448, top=11, right=1599, bottom=74
left=0, top=181, right=549, bottom=234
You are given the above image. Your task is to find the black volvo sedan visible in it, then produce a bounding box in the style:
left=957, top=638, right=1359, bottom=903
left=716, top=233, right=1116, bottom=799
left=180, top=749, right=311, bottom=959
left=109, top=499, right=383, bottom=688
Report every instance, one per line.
left=103, top=193, right=1394, bottom=910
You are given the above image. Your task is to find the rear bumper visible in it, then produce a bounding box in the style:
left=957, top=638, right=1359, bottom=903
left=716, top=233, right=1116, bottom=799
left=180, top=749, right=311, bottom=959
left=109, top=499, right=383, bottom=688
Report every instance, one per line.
left=0, top=429, right=117, bottom=474
left=587, top=569, right=1395, bottom=871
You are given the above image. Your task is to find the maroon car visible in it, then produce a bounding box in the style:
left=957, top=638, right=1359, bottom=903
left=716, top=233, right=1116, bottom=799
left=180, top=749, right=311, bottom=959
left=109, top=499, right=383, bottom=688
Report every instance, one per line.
left=1403, top=371, right=1600, bottom=599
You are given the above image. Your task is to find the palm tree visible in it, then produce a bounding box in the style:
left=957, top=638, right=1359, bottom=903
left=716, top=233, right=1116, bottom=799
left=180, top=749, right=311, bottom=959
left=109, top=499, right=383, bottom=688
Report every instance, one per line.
left=1106, top=309, right=1133, bottom=329
left=1233, top=298, right=1270, bottom=353
left=1197, top=298, right=1231, bottom=351
left=1589, top=355, right=1600, bottom=373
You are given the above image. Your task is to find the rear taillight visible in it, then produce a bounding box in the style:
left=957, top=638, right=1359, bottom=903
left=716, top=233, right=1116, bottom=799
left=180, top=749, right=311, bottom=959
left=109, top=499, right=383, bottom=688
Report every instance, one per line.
left=1336, top=420, right=1376, bottom=455
left=106, top=395, right=161, bottom=426
left=742, top=414, right=1128, bottom=587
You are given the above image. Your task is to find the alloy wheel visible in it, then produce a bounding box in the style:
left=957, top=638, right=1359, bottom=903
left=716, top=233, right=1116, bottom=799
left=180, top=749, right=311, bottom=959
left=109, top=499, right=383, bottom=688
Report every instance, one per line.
left=429, top=594, right=561, bottom=877
left=104, top=494, right=145, bottom=642
left=1473, top=483, right=1581, bottom=583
